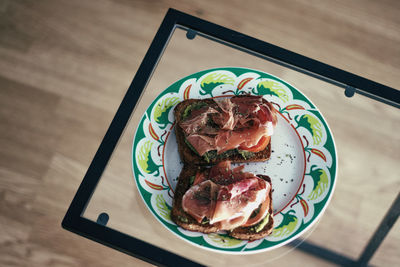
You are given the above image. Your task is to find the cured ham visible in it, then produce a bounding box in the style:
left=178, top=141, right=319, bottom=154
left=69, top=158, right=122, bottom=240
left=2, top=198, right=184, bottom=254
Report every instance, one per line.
left=185, top=134, right=216, bottom=156
left=182, top=180, right=219, bottom=223
left=181, top=161, right=271, bottom=230
left=179, top=106, right=218, bottom=135
left=211, top=98, right=236, bottom=130
left=179, top=95, right=277, bottom=156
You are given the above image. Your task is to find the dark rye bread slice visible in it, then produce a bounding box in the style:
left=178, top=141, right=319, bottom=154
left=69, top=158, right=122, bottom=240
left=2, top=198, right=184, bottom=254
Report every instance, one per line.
left=174, top=98, right=272, bottom=165
left=170, top=165, right=274, bottom=240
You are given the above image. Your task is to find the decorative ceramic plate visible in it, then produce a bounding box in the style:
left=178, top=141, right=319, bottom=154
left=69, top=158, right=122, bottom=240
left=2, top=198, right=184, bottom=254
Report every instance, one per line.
left=132, top=67, right=337, bottom=254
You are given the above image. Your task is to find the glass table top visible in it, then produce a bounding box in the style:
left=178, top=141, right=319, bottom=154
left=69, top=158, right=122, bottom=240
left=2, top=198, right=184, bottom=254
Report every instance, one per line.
left=63, top=9, right=400, bottom=266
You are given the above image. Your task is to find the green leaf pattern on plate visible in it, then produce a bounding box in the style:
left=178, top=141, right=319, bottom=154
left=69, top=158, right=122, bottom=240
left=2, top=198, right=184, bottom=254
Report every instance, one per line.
left=295, top=114, right=324, bottom=145
left=255, top=80, right=290, bottom=102
left=137, top=140, right=161, bottom=176
left=132, top=68, right=337, bottom=253
left=271, top=210, right=298, bottom=239
left=206, top=233, right=245, bottom=248
left=155, top=194, right=171, bottom=222
left=200, top=72, right=235, bottom=97
left=307, top=165, right=329, bottom=201
left=153, top=96, right=180, bottom=129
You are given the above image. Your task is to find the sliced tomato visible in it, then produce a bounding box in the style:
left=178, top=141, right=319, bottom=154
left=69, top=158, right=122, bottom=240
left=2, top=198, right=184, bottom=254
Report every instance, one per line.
left=239, top=136, right=270, bottom=152
left=242, top=197, right=270, bottom=227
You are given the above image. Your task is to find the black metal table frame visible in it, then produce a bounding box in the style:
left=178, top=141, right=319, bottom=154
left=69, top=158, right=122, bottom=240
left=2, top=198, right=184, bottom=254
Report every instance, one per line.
left=62, top=8, right=400, bottom=267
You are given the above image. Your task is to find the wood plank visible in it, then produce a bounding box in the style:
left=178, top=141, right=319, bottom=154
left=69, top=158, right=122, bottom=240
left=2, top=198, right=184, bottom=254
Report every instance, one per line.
left=0, top=0, right=398, bottom=266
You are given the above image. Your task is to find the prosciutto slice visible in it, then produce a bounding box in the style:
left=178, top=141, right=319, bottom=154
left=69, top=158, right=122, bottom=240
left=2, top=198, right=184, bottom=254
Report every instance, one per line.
left=211, top=98, right=236, bottom=130
left=182, top=180, right=219, bottom=223
left=181, top=161, right=271, bottom=230
left=215, top=124, right=272, bottom=153
left=179, top=106, right=218, bottom=135
left=185, top=134, right=216, bottom=156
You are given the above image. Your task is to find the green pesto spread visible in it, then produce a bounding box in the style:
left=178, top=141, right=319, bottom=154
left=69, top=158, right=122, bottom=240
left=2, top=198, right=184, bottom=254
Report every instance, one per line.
left=251, top=213, right=270, bottom=233
left=202, top=149, right=237, bottom=163
left=201, top=218, right=209, bottom=224
left=189, top=175, right=195, bottom=185
left=238, top=150, right=256, bottom=160
left=182, top=102, right=207, bottom=120
left=178, top=215, right=188, bottom=223
left=202, top=148, right=255, bottom=163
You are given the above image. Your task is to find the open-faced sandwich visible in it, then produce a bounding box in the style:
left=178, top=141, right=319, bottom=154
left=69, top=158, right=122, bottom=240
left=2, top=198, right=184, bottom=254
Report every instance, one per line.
left=171, top=161, right=274, bottom=240
left=174, top=95, right=277, bottom=165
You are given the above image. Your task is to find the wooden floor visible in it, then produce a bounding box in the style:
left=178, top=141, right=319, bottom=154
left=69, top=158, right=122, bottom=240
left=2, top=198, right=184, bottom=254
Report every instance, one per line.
left=0, top=0, right=399, bottom=266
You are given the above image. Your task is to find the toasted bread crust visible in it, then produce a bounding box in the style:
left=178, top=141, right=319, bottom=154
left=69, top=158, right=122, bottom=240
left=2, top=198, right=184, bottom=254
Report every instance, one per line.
left=174, top=97, right=272, bottom=165
left=171, top=165, right=274, bottom=240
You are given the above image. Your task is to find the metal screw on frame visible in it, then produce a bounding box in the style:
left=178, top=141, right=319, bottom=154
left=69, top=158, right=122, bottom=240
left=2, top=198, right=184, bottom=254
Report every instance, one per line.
left=96, top=212, right=109, bottom=226
left=186, top=29, right=197, bottom=40
left=344, top=85, right=356, bottom=98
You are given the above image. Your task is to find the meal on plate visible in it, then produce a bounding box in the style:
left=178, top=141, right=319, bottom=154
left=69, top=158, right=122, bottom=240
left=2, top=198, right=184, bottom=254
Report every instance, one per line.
left=174, top=95, right=277, bottom=165
left=171, top=161, right=274, bottom=240
left=171, top=95, right=276, bottom=240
